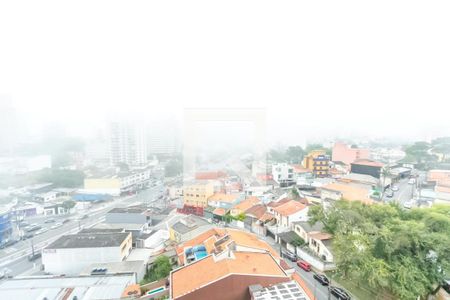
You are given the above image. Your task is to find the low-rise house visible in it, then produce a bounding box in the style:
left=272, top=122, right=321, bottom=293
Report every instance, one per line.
left=230, top=196, right=261, bottom=216
left=175, top=228, right=280, bottom=266
left=272, top=163, right=295, bottom=186
left=244, top=204, right=273, bottom=235
left=42, top=232, right=132, bottom=275
left=43, top=203, right=69, bottom=216
left=308, top=232, right=334, bottom=262
left=321, top=182, right=373, bottom=204
left=207, top=193, right=242, bottom=209
left=169, top=215, right=213, bottom=243
left=170, top=251, right=290, bottom=300
left=293, top=221, right=335, bottom=263
left=272, top=200, right=308, bottom=228
left=293, top=221, right=324, bottom=242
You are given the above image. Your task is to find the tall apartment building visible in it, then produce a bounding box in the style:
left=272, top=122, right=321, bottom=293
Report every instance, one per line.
left=303, top=150, right=330, bottom=177
left=110, top=121, right=147, bottom=166
left=147, top=120, right=179, bottom=155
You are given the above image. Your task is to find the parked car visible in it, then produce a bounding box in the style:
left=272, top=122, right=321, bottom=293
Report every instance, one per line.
left=25, top=225, right=41, bottom=232
left=50, top=222, right=63, bottom=230
left=313, top=273, right=330, bottom=285
left=28, top=252, right=42, bottom=261
left=44, top=218, right=55, bottom=223
left=62, top=219, right=71, bottom=224
left=385, top=189, right=394, bottom=198
left=77, top=214, right=88, bottom=220
left=408, top=178, right=416, bottom=185
left=403, top=200, right=414, bottom=209
left=35, top=228, right=49, bottom=235
left=297, top=260, right=311, bottom=272
left=330, top=286, right=351, bottom=300
left=0, top=268, right=12, bottom=279
left=0, top=239, right=18, bottom=249
left=391, top=185, right=399, bottom=191
left=22, top=232, right=34, bottom=240
left=281, top=250, right=297, bottom=262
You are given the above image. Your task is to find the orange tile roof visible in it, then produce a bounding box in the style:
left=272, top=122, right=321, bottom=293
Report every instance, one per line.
left=225, top=228, right=279, bottom=258
left=171, top=251, right=288, bottom=299
left=259, top=212, right=275, bottom=222
left=245, top=204, right=267, bottom=219
left=121, top=284, right=141, bottom=298
left=292, top=273, right=314, bottom=300
left=322, top=183, right=373, bottom=204
left=273, top=200, right=307, bottom=216
left=267, top=198, right=291, bottom=207
left=233, top=196, right=261, bottom=212
left=208, top=193, right=239, bottom=203
left=213, top=207, right=227, bottom=216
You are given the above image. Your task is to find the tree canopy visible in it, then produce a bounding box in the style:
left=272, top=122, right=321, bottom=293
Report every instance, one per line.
left=308, top=201, right=450, bottom=300
left=142, top=255, right=172, bottom=284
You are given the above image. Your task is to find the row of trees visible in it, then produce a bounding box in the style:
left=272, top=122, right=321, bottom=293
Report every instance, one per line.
left=402, top=137, right=450, bottom=170
left=268, top=144, right=331, bottom=164
left=308, top=201, right=450, bottom=299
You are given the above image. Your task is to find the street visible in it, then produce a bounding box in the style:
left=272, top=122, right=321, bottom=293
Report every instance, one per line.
left=0, top=183, right=169, bottom=278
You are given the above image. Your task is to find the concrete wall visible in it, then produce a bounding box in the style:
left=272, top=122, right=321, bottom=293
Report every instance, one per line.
left=42, top=246, right=124, bottom=275
left=295, top=247, right=336, bottom=272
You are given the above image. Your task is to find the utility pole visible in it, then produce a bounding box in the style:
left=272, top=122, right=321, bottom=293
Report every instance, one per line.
left=30, top=238, right=35, bottom=257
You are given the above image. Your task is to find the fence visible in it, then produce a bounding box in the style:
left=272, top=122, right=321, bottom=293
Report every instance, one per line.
left=295, top=247, right=336, bottom=272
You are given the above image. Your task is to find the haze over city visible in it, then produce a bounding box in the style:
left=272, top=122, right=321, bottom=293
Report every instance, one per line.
left=0, top=2, right=450, bottom=300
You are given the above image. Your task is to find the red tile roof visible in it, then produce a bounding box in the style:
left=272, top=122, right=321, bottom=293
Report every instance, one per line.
left=273, top=200, right=307, bottom=216
left=171, top=251, right=288, bottom=299
left=352, top=159, right=384, bottom=168
left=244, top=204, right=267, bottom=219
left=267, top=198, right=291, bottom=208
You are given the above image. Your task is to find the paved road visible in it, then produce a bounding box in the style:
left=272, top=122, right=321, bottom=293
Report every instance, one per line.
left=0, top=191, right=157, bottom=276
left=383, top=178, right=415, bottom=206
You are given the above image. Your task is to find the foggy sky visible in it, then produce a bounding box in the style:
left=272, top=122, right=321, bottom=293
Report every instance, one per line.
left=1, top=1, right=449, bottom=146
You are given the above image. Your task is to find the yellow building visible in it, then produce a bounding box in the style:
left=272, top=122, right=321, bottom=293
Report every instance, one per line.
left=84, top=178, right=122, bottom=196
left=183, top=181, right=215, bottom=208
left=302, top=150, right=330, bottom=177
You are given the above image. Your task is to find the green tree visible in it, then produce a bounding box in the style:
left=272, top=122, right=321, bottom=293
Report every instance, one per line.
left=286, top=146, right=304, bottom=163
left=308, top=201, right=450, bottom=299
left=305, top=143, right=325, bottom=153
left=142, top=255, right=172, bottom=284
left=164, top=157, right=183, bottom=177
left=62, top=200, right=76, bottom=210
left=431, top=137, right=450, bottom=162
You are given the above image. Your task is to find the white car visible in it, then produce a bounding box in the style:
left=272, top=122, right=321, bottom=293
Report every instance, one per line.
left=403, top=200, right=414, bottom=209
left=50, top=223, right=63, bottom=230
left=35, top=228, right=49, bottom=235
left=391, top=185, right=399, bottom=191
left=408, top=178, right=416, bottom=185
